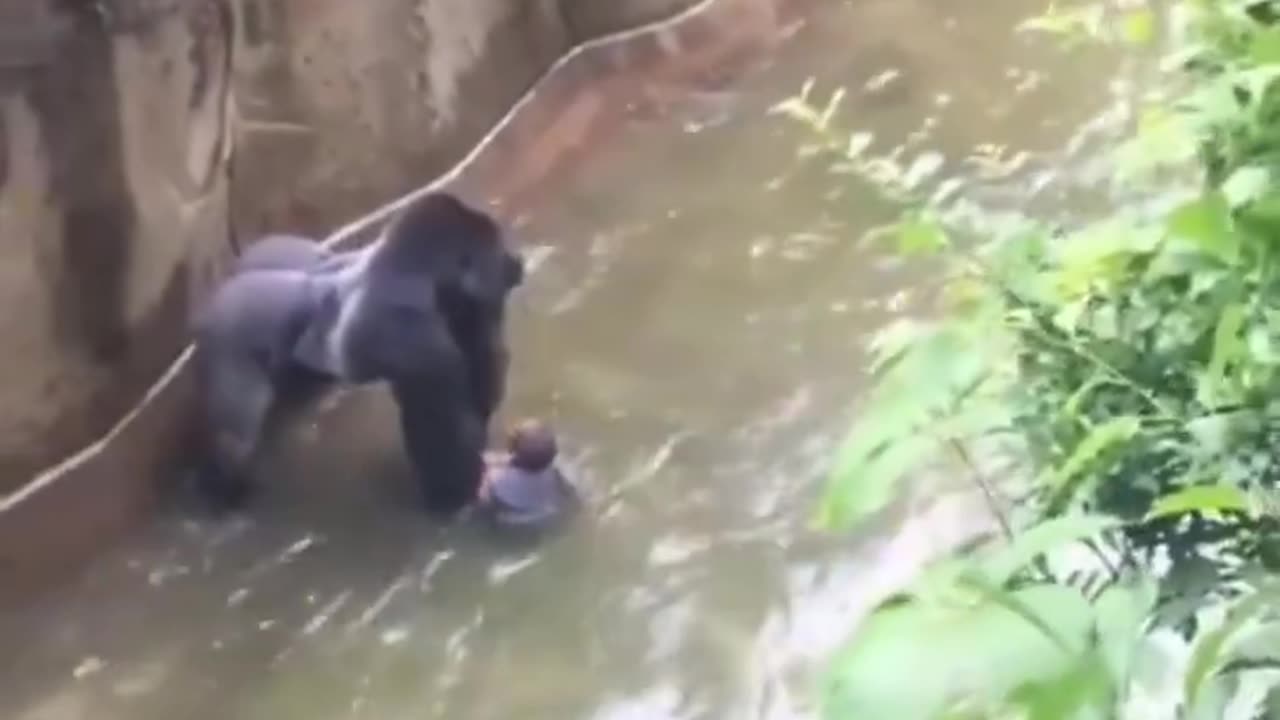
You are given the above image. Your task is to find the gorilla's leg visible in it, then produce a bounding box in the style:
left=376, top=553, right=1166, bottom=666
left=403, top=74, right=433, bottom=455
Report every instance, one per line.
left=193, top=349, right=275, bottom=508
left=191, top=269, right=331, bottom=508
left=272, top=362, right=339, bottom=415
left=390, top=376, right=487, bottom=513
left=192, top=355, right=338, bottom=509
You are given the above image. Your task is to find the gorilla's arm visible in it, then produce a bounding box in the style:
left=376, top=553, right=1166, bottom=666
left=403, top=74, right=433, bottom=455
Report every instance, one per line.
left=464, top=251, right=523, bottom=421
left=376, top=308, right=486, bottom=509
left=439, top=252, right=524, bottom=423
left=373, top=301, right=490, bottom=511
left=456, top=315, right=509, bottom=423
left=390, top=374, right=488, bottom=511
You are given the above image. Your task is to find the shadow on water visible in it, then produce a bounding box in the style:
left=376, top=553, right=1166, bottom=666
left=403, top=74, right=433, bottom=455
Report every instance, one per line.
left=0, top=1, right=1139, bottom=718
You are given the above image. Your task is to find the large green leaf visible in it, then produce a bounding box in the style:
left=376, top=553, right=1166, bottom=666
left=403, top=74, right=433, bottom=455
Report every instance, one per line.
left=819, top=431, right=938, bottom=529
left=1222, top=166, right=1270, bottom=208
left=822, top=585, right=1096, bottom=720
left=1166, top=193, right=1240, bottom=264
left=1185, top=587, right=1280, bottom=708
left=1197, top=302, right=1247, bottom=407
left=820, top=325, right=992, bottom=529
left=1043, top=417, right=1143, bottom=513
left=1120, top=8, right=1157, bottom=47
left=1144, top=483, right=1251, bottom=522
left=1250, top=27, right=1280, bottom=64
left=1049, top=220, right=1159, bottom=297
left=1093, top=580, right=1159, bottom=695
left=866, top=317, right=931, bottom=376
left=1114, top=107, right=1198, bottom=182
left=1233, top=66, right=1280, bottom=108
left=896, top=212, right=950, bottom=256
left=976, top=513, right=1120, bottom=586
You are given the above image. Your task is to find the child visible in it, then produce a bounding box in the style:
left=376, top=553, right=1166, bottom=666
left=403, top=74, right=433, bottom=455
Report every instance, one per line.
left=477, top=418, right=579, bottom=532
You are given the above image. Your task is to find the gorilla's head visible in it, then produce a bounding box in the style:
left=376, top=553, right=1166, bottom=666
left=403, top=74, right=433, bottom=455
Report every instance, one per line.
left=372, top=192, right=524, bottom=310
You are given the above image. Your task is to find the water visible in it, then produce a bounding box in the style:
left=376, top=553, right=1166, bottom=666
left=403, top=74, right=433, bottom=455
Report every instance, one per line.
left=0, top=1, right=1137, bottom=718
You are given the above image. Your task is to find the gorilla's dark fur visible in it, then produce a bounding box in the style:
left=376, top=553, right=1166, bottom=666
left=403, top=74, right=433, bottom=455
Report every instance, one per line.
left=232, top=233, right=332, bottom=274
left=192, top=192, right=524, bottom=511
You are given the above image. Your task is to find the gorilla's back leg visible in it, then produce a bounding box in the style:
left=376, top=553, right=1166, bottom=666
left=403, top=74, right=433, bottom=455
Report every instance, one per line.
left=194, top=349, right=275, bottom=508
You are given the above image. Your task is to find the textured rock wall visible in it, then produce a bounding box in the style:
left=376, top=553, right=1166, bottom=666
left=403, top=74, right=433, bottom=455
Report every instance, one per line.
left=0, top=1, right=233, bottom=494
left=227, top=0, right=570, bottom=240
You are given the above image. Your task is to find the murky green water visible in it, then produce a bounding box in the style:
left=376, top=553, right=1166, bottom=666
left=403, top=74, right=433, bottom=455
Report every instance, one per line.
left=0, top=1, right=1138, bottom=718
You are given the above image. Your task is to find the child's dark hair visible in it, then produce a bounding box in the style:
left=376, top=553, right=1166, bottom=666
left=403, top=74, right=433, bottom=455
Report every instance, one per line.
left=507, top=418, right=557, bottom=471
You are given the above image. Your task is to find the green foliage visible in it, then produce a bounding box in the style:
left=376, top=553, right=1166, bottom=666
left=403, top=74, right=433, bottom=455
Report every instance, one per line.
left=823, top=524, right=1280, bottom=719
left=778, top=0, right=1280, bottom=717
left=817, top=318, right=1006, bottom=528
left=824, top=583, right=1097, bottom=719
left=790, top=0, right=1280, bottom=573
left=1146, top=483, right=1251, bottom=521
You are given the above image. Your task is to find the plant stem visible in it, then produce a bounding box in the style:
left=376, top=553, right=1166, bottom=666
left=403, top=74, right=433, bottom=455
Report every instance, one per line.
left=948, top=438, right=1016, bottom=542
left=1083, top=537, right=1122, bottom=583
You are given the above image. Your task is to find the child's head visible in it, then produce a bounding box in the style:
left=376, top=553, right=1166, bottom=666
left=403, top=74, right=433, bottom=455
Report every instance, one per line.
left=507, top=418, right=557, bottom=471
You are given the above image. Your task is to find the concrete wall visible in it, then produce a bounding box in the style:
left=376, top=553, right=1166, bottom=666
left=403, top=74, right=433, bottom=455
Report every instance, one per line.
left=0, top=0, right=707, bottom=601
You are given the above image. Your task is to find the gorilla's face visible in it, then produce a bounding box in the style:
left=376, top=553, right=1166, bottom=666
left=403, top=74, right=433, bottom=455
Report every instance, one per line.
left=441, top=239, right=525, bottom=331
left=457, top=242, right=525, bottom=309
left=370, top=192, right=525, bottom=311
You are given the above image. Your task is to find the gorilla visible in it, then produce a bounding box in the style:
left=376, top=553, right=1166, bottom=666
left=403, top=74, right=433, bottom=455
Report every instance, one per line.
left=191, top=192, right=524, bottom=512
left=232, top=233, right=333, bottom=274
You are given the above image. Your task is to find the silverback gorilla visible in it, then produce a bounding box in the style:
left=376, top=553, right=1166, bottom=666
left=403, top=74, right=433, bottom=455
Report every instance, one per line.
left=191, top=192, right=524, bottom=512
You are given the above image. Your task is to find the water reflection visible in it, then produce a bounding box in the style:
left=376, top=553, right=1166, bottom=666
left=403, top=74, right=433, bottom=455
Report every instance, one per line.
left=0, top=0, right=1134, bottom=718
